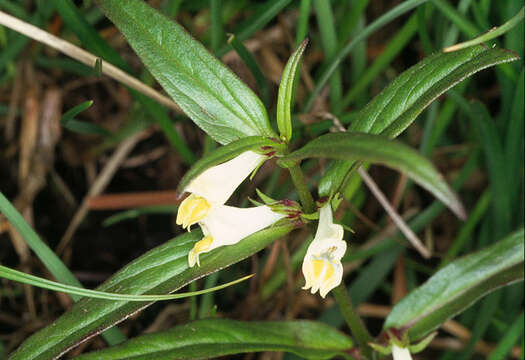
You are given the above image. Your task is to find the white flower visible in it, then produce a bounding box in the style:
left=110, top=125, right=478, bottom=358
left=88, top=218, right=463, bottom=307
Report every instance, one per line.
left=176, top=151, right=265, bottom=230
left=392, top=344, right=413, bottom=360
left=176, top=150, right=285, bottom=267
left=188, top=205, right=285, bottom=267
left=302, top=205, right=347, bottom=298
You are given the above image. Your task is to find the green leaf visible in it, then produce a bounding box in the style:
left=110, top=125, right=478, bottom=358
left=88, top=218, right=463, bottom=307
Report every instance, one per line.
left=9, top=225, right=293, bottom=360
left=60, top=100, right=92, bottom=123
left=384, top=228, right=524, bottom=339
left=177, top=136, right=284, bottom=194
left=53, top=0, right=195, bottom=164
left=319, top=45, right=520, bottom=196
left=95, top=0, right=276, bottom=144
left=277, top=39, right=308, bottom=142
left=279, top=132, right=465, bottom=219
left=74, top=319, right=353, bottom=360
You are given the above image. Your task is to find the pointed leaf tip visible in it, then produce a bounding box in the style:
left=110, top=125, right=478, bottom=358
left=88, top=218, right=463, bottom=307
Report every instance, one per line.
left=277, top=39, right=309, bottom=142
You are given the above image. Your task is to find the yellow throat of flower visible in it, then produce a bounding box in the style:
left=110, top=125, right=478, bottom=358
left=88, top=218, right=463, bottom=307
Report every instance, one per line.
left=188, top=235, right=213, bottom=267
left=176, top=194, right=211, bottom=230
left=312, top=259, right=335, bottom=281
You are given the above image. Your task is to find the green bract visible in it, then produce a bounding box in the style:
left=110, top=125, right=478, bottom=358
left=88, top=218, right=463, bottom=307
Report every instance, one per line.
left=276, top=39, right=308, bottom=142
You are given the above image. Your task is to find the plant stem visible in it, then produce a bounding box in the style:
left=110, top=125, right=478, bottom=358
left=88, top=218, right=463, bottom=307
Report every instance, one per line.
left=288, top=164, right=316, bottom=213
left=288, top=165, right=373, bottom=357
left=332, top=284, right=373, bottom=359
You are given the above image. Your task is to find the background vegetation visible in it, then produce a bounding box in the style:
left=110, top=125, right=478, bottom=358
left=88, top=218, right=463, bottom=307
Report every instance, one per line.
left=0, top=0, right=523, bottom=358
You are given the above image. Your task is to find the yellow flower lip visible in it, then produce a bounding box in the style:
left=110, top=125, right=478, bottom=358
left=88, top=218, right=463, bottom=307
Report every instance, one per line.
left=188, top=235, right=214, bottom=267
left=176, top=151, right=284, bottom=268
left=194, top=235, right=213, bottom=253
left=176, top=194, right=211, bottom=230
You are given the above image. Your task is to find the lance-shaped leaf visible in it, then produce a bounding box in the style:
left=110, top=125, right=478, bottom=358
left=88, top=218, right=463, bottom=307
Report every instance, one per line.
left=74, top=319, right=353, bottom=360
left=176, top=136, right=284, bottom=195
left=318, top=45, right=520, bottom=196
left=95, top=0, right=276, bottom=144
left=279, top=132, right=465, bottom=219
left=9, top=225, right=293, bottom=360
left=277, top=39, right=308, bottom=142
left=384, top=229, right=524, bottom=340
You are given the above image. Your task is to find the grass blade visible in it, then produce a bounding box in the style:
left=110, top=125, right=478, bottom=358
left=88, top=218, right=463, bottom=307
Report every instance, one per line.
left=0, top=264, right=252, bottom=301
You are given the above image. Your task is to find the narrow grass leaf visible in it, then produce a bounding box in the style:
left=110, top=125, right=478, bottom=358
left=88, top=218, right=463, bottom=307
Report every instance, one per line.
left=313, top=0, right=342, bottom=112
left=431, top=0, right=479, bottom=38
left=0, top=192, right=127, bottom=345
left=217, top=0, right=293, bottom=57
left=0, top=264, right=252, bottom=301
left=0, top=193, right=80, bottom=291
left=505, top=68, right=524, bottom=216
left=295, top=0, right=312, bottom=46
left=488, top=312, right=525, bottom=360
left=341, top=13, right=418, bottom=108
left=103, top=205, right=177, bottom=227
left=444, top=6, right=524, bottom=52
left=304, top=0, right=428, bottom=112
left=440, top=190, right=491, bottom=267
left=227, top=34, right=270, bottom=106
left=210, top=0, right=223, bottom=53
left=469, top=101, right=511, bottom=235
left=60, top=101, right=111, bottom=136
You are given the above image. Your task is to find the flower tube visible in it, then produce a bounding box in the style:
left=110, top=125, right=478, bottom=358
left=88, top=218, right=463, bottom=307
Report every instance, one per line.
left=176, top=151, right=265, bottom=230
left=392, top=344, right=413, bottom=360
left=188, top=205, right=285, bottom=267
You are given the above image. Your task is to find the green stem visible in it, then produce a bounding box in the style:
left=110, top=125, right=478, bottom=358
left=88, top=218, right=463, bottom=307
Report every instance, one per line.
left=332, top=284, right=373, bottom=358
left=288, top=164, right=316, bottom=213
